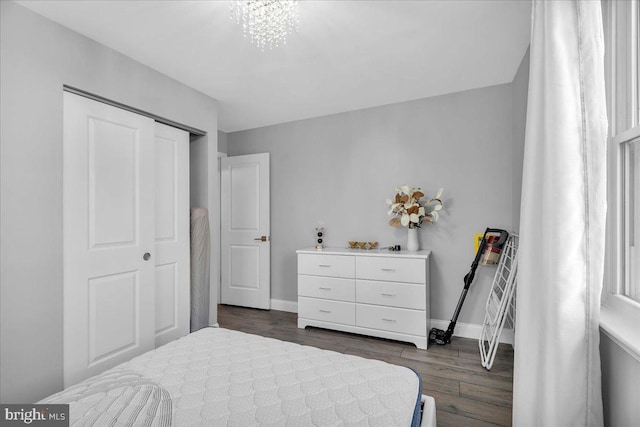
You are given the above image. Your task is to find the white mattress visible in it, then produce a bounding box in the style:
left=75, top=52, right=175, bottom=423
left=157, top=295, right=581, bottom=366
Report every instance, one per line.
left=44, top=327, right=432, bottom=426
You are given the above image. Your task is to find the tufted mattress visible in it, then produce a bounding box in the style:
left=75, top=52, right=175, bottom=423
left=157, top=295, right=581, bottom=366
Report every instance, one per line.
left=42, top=327, right=436, bottom=426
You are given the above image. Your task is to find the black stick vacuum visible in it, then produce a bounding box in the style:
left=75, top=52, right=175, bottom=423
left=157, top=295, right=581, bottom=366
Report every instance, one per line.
left=429, top=228, right=509, bottom=346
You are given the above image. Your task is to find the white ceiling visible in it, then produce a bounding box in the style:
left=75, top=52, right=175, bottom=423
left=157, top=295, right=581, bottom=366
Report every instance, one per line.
left=17, top=0, right=531, bottom=132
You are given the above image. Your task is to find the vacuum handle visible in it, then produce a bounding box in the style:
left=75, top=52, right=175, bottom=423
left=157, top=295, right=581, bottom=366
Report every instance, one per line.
left=484, top=228, right=509, bottom=246
left=466, top=228, right=509, bottom=286
left=471, top=228, right=508, bottom=266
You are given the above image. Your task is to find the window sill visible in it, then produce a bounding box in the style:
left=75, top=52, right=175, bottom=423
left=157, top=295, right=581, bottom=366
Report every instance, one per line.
left=600, top=303, right=640, bottom=362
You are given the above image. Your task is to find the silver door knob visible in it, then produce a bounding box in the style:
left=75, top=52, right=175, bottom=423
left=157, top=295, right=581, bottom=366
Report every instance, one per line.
left=143, top=252, right=151, bottom=261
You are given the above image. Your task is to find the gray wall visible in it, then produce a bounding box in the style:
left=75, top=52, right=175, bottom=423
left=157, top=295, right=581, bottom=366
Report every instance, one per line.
left=218, top=131, right=229, bottom=154
left=0, top=1, right=219, bottom=403
left=228, top=82, right=522, bottom=324
left=512, top=48, right=529, bottom=232
left=600, top=333, right=640, bottom=426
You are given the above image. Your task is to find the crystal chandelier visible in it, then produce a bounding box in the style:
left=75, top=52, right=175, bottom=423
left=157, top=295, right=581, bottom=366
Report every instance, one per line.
left=231, top=1, right=300, bottom=50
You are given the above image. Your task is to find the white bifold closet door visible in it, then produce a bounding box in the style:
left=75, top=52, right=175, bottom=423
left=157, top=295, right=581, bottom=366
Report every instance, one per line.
left=63, top=93, right=189, bottom=387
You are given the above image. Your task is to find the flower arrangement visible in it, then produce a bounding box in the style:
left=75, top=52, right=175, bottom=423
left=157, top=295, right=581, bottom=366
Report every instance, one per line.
left=386, top=185, right=444, bottom=229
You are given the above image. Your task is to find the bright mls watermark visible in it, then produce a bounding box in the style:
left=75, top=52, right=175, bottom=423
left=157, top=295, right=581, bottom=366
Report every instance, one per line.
left=0, top=405, right=68, bottom=426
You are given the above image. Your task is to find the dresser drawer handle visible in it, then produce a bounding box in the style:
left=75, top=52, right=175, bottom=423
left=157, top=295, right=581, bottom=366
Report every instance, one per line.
left=381, top=268, right=396, bottom=272
left=382, top=318, right=397, bottom=323
left=319, top=309, right=332, bottom=313
left=319, top=287, right=332, bottom=291
left=318, top=264, right=332, bottom=268
left=381, top=293, right=396, bottom=297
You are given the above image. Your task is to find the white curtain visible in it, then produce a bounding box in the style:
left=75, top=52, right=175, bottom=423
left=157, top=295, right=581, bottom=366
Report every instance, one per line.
left=514, top=1, right=607, bottom=426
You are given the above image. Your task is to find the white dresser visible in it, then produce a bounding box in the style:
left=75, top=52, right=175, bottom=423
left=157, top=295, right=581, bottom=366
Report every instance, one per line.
left=297, top=248, right=431, bottom=349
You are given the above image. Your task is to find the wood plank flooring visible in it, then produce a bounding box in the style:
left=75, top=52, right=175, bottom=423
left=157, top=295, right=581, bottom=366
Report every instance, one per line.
left=217, top=304, right=514, bottom=426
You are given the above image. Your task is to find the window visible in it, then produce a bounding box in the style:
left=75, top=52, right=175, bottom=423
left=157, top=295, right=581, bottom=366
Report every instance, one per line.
left=606, top=0, right=639, bottom=303
left=601, top=0, right=640, bottom=353
left=622, top=135, right=639, bottom=302
left=622, top=0, right=640, bottom=303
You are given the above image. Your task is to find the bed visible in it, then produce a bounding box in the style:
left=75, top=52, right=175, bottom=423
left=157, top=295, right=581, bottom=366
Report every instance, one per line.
left=41, top=327, right=436, bottom=426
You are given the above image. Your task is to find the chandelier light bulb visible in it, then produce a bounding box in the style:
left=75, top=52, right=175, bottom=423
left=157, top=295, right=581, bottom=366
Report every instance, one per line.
left=231, top=1, right=300, bottom=51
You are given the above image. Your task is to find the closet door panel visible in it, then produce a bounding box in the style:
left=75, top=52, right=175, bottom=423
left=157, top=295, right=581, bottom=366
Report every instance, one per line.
left=154, top=122, right=190, bottom=347
left=63, top=92, right=155, bottom=387
left=154, top=136, right=176, bottom=241
left=88, top=271, right=138, bottom=364
left=88, top=118, right=138, bottom=248
left=154, top=262, right=177, bottom=334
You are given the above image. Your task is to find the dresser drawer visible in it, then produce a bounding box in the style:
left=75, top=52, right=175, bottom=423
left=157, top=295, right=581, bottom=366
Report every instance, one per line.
left=298, top=254, right=355, bottom=278
left=299, top=275, right=355, bottom=302
left=298, top=297, right=355, bottom=325
left=356, top=304, right=426, bottom=336
left=356, top=256, right=426, bottom=283
left=356, top=280, right=425, bottom=310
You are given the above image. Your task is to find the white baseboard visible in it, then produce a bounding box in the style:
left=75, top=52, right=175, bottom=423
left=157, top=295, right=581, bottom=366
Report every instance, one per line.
left=270, top=299, right=298, bottom=313
left=268, top=301, right=514, bottom=345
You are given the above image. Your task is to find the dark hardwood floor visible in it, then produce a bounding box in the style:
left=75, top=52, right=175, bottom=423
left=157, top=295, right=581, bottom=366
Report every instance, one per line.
left=217, top=304, right=514, bottom=427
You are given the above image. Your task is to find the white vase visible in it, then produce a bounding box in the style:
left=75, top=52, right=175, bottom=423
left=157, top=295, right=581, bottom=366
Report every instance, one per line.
left=407, top=227, right=419, bottom=251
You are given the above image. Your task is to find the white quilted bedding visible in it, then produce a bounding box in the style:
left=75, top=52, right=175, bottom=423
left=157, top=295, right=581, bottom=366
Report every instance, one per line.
left=41, top=371, right=172, bottom=426
left=47, top=327, right=426, bottom=426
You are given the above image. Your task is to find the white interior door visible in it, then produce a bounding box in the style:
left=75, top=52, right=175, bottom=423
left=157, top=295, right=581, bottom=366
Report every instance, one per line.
left=154, top=123, right=190, bottom=347
left=221, top=153, right=270, bottom=309
left=63, top=93, right=155, bottom=387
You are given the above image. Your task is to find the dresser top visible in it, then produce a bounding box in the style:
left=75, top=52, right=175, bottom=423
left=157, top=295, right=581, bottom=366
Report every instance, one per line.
left=296, top=247, right=431, bottom=259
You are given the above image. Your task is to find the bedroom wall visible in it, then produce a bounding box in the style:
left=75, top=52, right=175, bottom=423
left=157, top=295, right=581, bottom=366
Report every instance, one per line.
left=512, top=48, right=529, bottom=232
left=227, top=82, right=522, bottom=328
left=218, top=131, right=229, bottom=154
left=0, top=1, right=219, bottom=403
left=600, top=333, right=640, bottom=425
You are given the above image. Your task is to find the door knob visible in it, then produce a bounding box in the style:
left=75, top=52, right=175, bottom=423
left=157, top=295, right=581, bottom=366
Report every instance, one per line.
left=254, top=236, right=269, bottom=242
left=143, top=252, right=151, bottom=261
